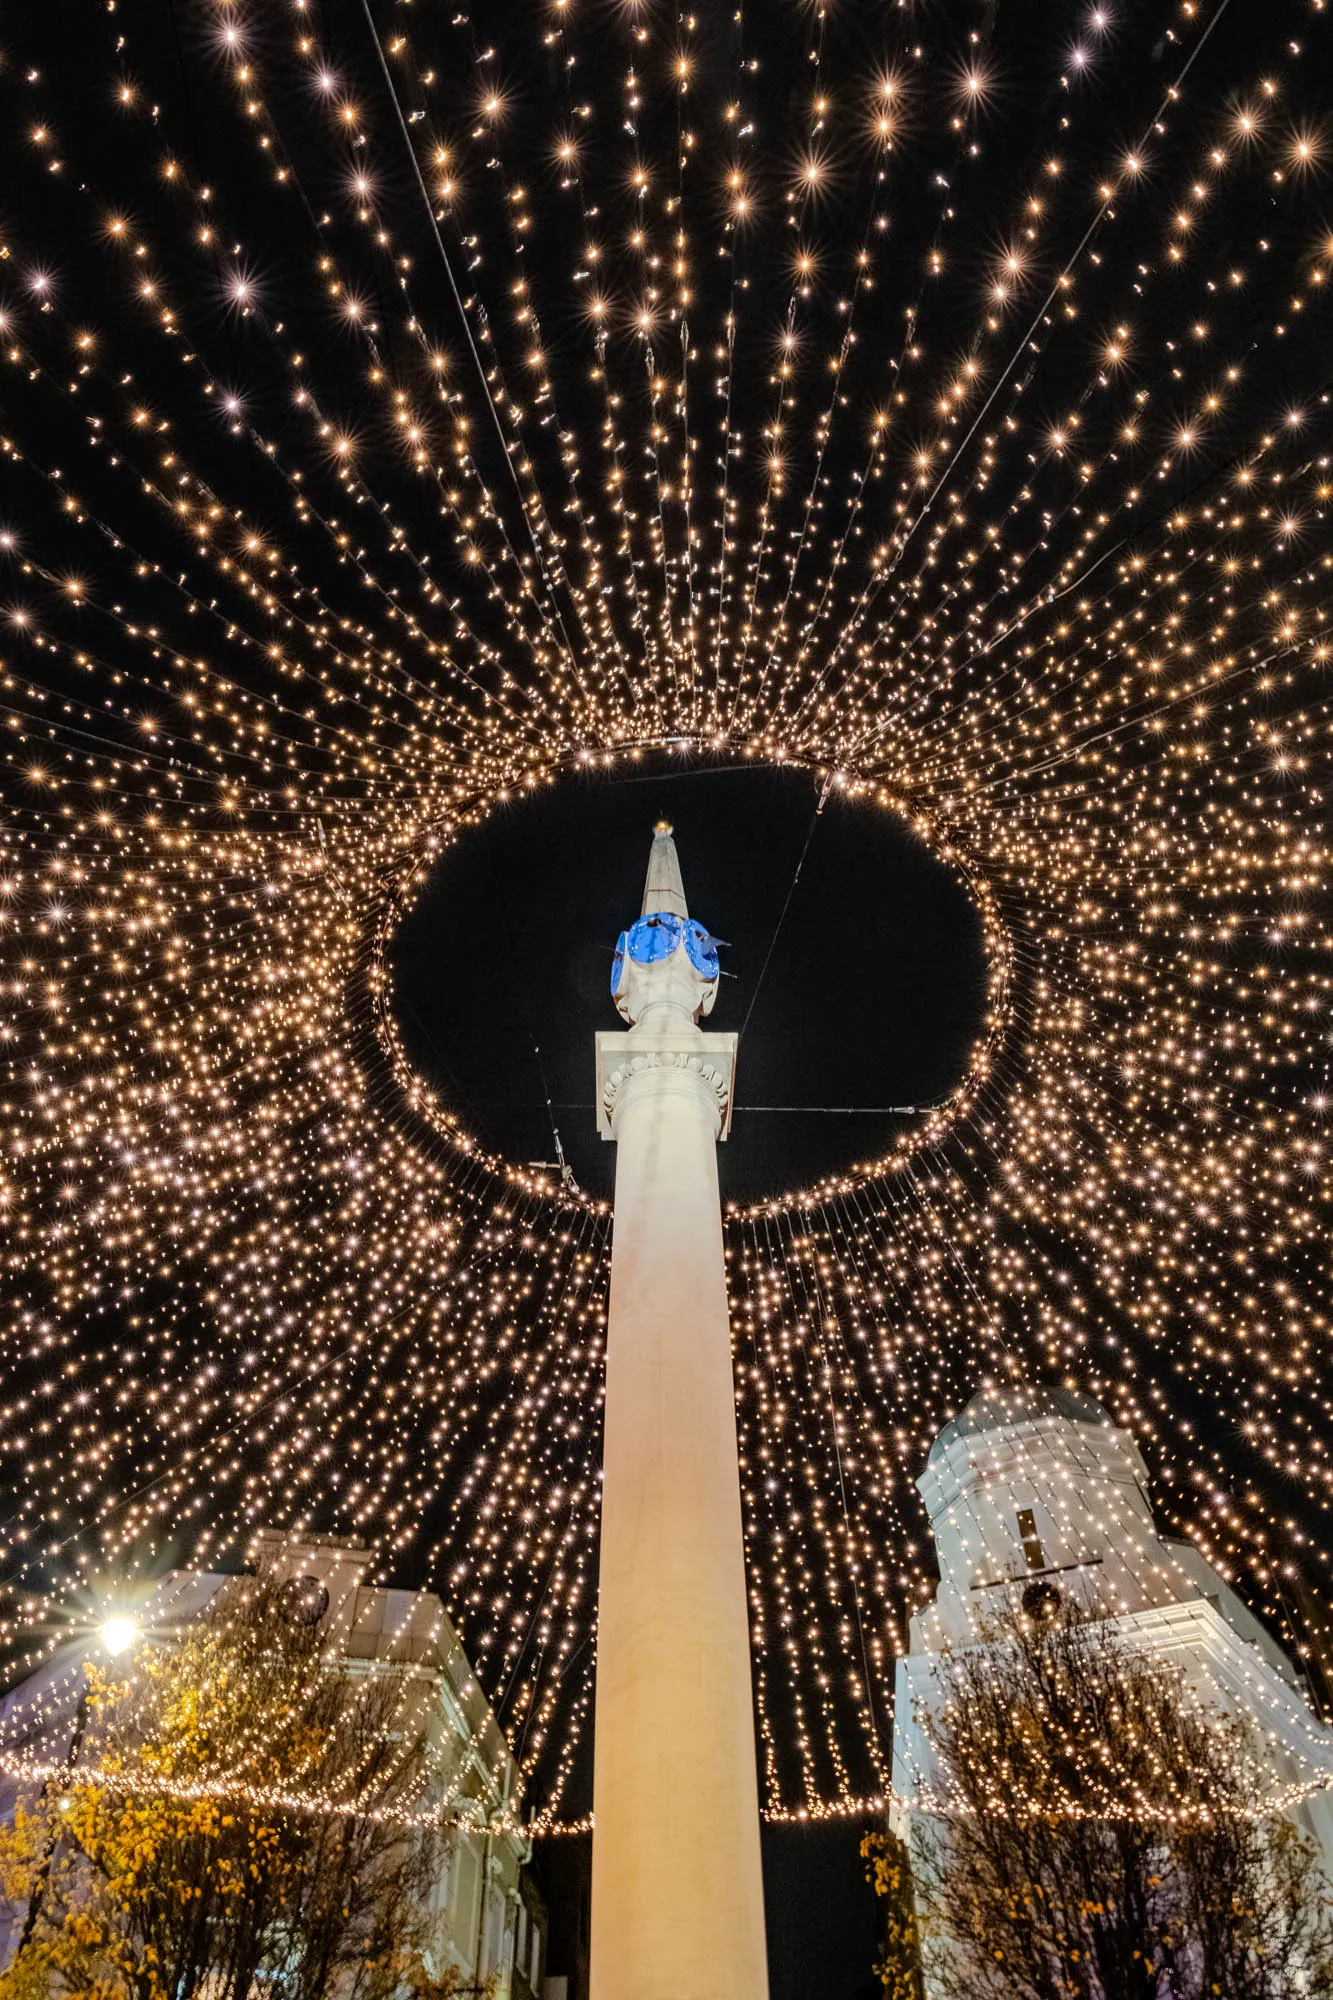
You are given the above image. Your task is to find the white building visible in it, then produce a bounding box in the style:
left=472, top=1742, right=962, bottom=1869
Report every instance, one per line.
left=0, top=1530, right=550, bottom=1999
left=892, top=1385, right=1333, bottom=1869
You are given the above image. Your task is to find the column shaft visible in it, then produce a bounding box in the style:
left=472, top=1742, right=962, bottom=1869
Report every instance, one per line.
left=590, top=1063, right=768, bottom=2000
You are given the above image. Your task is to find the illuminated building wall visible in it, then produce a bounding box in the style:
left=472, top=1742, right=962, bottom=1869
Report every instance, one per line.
left=892, top=1389, right=1333, bottom=1878
left=0, top=1531, right=550, bottom=1999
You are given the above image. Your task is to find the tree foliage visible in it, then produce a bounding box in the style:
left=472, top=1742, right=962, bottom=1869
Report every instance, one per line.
left=909, top=1609, right=1333, bottom=2000
left=861, top=1826, right=925, bottom=2000
left=0, top=1580, right=469, bottom=2000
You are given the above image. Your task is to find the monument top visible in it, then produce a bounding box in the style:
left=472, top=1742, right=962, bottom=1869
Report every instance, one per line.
left=641, top=823, right=689, bottom=921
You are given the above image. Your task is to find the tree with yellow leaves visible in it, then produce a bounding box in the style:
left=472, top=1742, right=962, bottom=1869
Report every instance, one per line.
left=860, top=1825, right=925, bottom=2000
left=0, top=1579, right=477, bottom=2000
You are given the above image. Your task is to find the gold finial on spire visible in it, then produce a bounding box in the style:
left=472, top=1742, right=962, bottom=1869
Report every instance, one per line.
left=654, top=819, right=673, bottom=835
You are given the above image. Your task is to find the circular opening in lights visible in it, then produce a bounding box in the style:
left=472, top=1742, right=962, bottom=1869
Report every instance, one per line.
left=380, top=757, right=1005, bottom=1206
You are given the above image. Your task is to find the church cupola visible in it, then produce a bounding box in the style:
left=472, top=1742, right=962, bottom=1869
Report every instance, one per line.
left=914, top=1384, right=1189, bottom=1649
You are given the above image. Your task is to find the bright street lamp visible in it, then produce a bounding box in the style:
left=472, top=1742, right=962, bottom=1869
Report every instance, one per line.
left=98, top=1614, right=140, bottom=1657
left=15, top=1610, right=143, bottom=1961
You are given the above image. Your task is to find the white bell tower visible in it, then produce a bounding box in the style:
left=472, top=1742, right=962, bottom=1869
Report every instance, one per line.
left=892, top=1387, right=1333, bottom=1881
left=589, top=823, right=768, bottom=2000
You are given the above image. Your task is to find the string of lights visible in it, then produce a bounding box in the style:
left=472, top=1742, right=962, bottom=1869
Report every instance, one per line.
left=0, top=0, right=1330, bottom=1827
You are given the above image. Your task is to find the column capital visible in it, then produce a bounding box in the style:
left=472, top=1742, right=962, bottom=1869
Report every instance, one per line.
left=594, top=1029, right=738, bottom=1142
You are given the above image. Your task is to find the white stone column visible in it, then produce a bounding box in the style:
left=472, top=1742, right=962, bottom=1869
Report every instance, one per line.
left=589, top=826, right=768, bottom=2000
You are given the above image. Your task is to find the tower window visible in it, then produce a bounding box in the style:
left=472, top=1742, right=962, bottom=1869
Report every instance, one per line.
left=1016, top=1507, right=1046, bottom=1571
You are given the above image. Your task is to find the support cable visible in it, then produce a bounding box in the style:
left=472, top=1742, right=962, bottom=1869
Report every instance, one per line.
left=736, top=775, right=831, bottom=1044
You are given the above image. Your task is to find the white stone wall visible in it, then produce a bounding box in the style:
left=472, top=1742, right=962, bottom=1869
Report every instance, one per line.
left=892, top=1399, right=1333, bottom=1976
left=0, top=1531, right=546, bottom=1997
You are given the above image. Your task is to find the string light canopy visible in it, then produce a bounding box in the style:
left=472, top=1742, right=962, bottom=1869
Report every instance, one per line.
left=0, top=0, right=1330, bottom=1827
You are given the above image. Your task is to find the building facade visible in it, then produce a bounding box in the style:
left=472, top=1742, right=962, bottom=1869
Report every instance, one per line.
left=892, top=1386, right=1333, bottom=1869
left=0, top=1530, right=549, bottom=1997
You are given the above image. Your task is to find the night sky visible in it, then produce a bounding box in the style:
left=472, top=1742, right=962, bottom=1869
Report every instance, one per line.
left=391, top=759, right=986, bottom=1205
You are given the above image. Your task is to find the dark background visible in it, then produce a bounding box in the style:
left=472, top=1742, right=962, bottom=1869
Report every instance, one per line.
left=536, top=1821, right=881, bottom=2000
left=390, top=760, right=986, bottom=1204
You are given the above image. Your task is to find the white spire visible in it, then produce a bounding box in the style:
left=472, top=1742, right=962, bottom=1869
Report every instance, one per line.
left=610, top=823, right=719, bottom=1031
left=641, top=819, right=689, bottom=920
